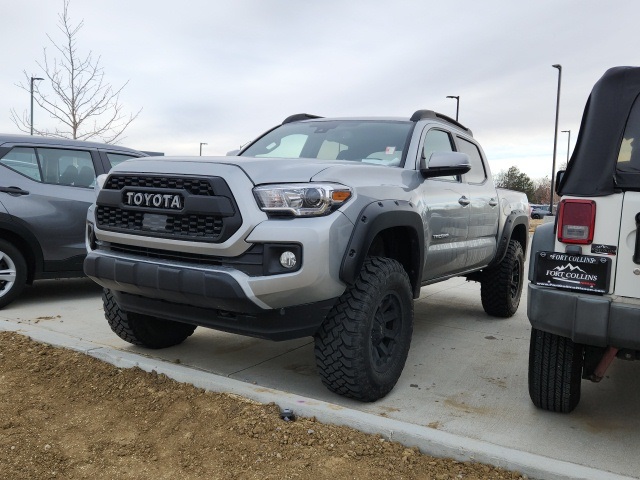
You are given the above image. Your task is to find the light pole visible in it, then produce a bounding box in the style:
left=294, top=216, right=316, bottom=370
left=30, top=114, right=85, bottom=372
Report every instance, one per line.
left=199, top=142, right=207, bottom=156
left=30, top=76, right=44, bottom=135
left=561, top=129, right=571, bottom=164
left=446, top=95, right=459, bottom=121
left=549, top=65, right=562, bottom=216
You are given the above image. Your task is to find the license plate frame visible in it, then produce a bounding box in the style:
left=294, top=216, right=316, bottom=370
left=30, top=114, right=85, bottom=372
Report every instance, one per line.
left=533, top=251, right=611, bottom=294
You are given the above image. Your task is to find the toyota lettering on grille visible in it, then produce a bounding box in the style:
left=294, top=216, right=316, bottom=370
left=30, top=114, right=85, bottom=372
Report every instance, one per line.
left=124, top=191, right=183, bottom=210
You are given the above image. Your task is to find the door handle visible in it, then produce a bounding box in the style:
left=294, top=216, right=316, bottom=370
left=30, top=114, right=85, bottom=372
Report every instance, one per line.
left=458, top=196, right=470, bottom=206
left=489, top=198, right=498, bottom=207
left=0, top=186, right=29, bottom=196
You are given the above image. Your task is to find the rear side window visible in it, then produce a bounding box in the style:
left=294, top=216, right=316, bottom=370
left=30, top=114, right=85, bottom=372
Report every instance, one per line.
left=107, top=152, right=138, bottom=169
left=617, top=95, right=640, bottom=173
left=456, top=137, right=487, bottom=184
left=0, top=147, right=96, bottom=187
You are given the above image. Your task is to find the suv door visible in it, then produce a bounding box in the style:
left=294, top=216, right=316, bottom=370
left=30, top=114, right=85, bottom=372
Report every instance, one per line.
left=0, top=146, right=100, bottom=275
left=417, top=127, right=470, bottom=280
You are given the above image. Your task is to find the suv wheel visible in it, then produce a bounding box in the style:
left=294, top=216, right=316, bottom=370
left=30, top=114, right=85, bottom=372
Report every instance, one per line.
left=528, top=328, right=584, bottom=413
left=480, top=239, right=524, bottom=317
left=0, top=240, right=27, bottom=309
left=102, top=289, right=196, bottom=348
left=314, top=257, right=413, bottom=402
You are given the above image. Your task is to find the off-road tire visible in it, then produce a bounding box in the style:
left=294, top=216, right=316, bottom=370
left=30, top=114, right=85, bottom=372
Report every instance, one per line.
left=314, top=257, right=413, bottom=402
left=528, top=328, right=584, bottom=413
left=0, top=239, right=27, bottom=309
left=480, top=239, right=524, bottom=317
left=102, top=289, right=196, bottom=348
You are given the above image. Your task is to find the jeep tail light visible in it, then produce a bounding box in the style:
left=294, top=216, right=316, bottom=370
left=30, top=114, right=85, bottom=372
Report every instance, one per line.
left=557, top=199, right=596, bottom=244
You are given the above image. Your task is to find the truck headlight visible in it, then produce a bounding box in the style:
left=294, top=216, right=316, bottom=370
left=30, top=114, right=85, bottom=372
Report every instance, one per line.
left=253, top=183, right=351, bottom=217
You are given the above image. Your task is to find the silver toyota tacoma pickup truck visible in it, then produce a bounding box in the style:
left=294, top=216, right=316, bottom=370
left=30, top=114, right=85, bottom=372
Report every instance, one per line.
left=84, top=110, right=529, bottom=401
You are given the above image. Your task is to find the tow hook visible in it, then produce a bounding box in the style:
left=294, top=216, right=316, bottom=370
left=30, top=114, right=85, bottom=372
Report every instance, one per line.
left=588, top=346, right=619, bottom=382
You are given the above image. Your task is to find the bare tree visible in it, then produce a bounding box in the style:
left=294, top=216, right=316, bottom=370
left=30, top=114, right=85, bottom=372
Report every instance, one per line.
left=532, top=176, right=551, bottom=205
left=10, top=0, right=141, bottom=143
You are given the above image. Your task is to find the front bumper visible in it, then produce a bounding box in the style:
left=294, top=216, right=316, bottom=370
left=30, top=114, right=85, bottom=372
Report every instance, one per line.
left=84, top=251, right=337, bottom=340
left=527, top=283, right=640, bottom=350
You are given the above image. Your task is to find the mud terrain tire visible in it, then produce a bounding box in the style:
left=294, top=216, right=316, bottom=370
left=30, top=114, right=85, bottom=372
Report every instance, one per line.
left=314, top=257, right=413, bottom=402
left=528, top=328, right=584, bottom=413
left=480, top=239, right=524, bottom=317
left=103, top=289, right=196, bottom=348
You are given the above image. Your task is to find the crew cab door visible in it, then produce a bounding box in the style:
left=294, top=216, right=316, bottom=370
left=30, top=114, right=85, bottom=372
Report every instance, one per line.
left=455, top=136, right=499, bottom=270
left=417, top=128, right=470, bottom=280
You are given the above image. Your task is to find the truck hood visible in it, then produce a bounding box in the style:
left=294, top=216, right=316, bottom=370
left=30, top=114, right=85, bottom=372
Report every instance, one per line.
left=116, top=155, right=360, bottom=185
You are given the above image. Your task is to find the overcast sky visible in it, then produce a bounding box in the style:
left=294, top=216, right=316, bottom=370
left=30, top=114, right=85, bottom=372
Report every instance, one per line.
left=2, top=1, right=639, bottom=179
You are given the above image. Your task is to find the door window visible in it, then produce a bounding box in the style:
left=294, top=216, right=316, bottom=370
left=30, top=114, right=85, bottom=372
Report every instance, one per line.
left=39, top=148, right=96, bottom=187
left=0, top=147, right=95, bottom=187
left=456, top=137, right=487, bottom=184
left=423, top=129, right=457, bottom=181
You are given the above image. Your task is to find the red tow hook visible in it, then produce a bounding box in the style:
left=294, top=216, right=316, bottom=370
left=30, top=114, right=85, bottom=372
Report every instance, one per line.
left=589, top=346, right=619, bottom=382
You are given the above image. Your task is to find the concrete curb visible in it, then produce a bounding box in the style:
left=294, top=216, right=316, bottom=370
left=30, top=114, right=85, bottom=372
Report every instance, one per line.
left=1, top=319, right=634, bottom=480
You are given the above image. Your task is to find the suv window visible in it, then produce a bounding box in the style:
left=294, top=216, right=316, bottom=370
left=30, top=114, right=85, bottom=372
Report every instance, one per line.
left=617, top=95, right=640, bottom=173
left=456, top=137, right=487, bottom=184
left=106, top=152, right=138, bottom=169
left=1, top=147, right=42, bottom=181
left=423, top=129, right=457, bottom=181
left=0, top=147, right=96, bottom=187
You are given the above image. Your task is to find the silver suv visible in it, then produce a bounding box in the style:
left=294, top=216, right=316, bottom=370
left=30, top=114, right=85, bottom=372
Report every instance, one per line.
left=0, top=134, right=146, bottom=309
left=528, top=66, right=640, bottom=412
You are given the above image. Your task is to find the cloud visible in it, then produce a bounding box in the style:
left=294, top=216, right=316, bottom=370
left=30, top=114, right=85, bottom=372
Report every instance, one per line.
left=1, top=0, right=639, bottom=179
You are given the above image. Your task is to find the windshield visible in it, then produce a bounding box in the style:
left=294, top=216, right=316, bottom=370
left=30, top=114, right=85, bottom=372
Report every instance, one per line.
left=240, top=120, right=414, bottom=167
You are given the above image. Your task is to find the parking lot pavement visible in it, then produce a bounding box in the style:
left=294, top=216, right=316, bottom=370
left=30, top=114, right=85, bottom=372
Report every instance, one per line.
left=1, top=276, right=639, bottom=479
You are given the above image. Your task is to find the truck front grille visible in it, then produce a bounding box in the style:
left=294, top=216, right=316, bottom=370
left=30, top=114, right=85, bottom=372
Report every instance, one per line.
left=95, top=174, right=241, bottom=243
left=105, top=175, right=214, bottom=196
left=96, top=206, right=224, bottom=240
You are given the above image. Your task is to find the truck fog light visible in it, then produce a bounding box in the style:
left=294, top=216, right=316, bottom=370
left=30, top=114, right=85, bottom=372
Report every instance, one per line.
left=280, top=251, right=297, bottom=269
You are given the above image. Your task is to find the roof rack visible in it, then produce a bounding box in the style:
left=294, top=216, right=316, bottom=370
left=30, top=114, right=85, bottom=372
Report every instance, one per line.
left=410, top=110, right=472, bottom=136
left=282, top=113, right=323, bottom=124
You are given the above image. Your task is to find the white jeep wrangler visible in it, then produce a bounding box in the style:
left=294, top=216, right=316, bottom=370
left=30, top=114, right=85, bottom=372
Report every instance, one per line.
left=528, top=66, right=640, bottom=413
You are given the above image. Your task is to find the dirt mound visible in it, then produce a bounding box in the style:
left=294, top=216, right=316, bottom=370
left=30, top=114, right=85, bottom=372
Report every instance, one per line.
left=0, top=331, right=526, bottom=479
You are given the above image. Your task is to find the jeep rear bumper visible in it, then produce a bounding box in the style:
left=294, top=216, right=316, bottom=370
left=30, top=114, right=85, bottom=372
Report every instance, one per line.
left=527, top=283, right=640, bottom=350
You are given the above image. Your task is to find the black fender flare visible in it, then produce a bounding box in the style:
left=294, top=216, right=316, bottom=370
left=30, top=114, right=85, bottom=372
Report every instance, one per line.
left=340, top=200, right=424, bottom=298
left=487, top=212, right=530, bottom=269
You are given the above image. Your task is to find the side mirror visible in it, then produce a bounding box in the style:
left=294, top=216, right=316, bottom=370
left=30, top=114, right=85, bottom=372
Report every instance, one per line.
left=420, top=152, right=471, bottom=178
left=555, top=170, right=565, bottom=194
left=226, top=149, right=240, bottom=156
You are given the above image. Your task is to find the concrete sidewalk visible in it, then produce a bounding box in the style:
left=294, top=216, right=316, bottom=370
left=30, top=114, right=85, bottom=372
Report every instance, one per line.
left=1, top=276, right=638, bottom=479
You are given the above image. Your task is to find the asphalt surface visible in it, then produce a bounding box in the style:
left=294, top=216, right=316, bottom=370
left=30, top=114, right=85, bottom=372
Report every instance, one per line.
left=1, top=273, right=638, bottom=480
